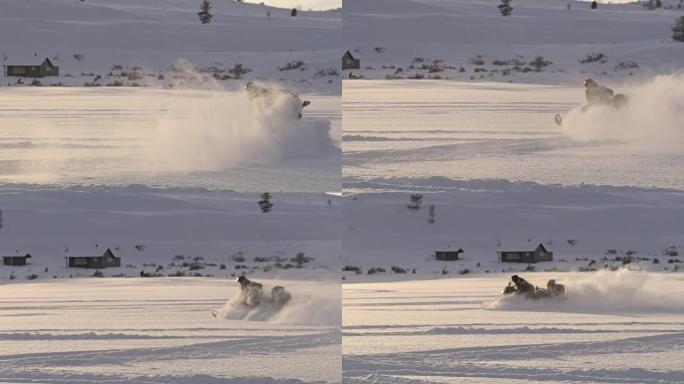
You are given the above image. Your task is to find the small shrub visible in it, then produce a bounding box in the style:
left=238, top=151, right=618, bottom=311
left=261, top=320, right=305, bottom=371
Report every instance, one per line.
left=198, top=0, right=213, bottom=24
left=529, top=56, right=552, bottom=71
left=469, top=55, right=485, bottom=66
left=498, top=0, right=513, bottom=16
left=367, top=267, right=386, bottom=275
left=342, top=265, right=361, bottom=273
left=391, top=266, right=407, bottom=274
left=279, top=60, right=307, bottom=71
left=578, top=53, right=606, bottom=64
left=674, top=16, right=684, bottom=42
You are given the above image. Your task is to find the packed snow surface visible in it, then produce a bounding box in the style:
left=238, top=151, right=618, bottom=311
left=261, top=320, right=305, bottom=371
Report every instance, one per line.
left=0, top=278, right=341, bottom=383
left=0, top=87, right=340, bottom=192
left=343, top=272, right=684, bottom=383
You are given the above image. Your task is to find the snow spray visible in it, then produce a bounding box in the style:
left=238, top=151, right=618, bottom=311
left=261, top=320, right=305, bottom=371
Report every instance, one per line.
left=145, top=60, right=336, bottom=173
left=213, top=280, right=341, bottom=327
left=562, top=73, right=684, bottom=143
left=485, top=269, right=684, bottom=314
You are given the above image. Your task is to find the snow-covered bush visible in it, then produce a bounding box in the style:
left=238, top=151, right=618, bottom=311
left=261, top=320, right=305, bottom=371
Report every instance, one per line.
left=498, top=0, right=513, bottom=16
left=673, top=16, right=684, bottom=42
left=579, top=53, right=606, bottom=64
left=259, top=192, right=274, bottom=213
left=407, top=193, right=423, bottom=210
left=529, top=56, right=552, bottom=72
left=228, top=63, right=251, bottom=79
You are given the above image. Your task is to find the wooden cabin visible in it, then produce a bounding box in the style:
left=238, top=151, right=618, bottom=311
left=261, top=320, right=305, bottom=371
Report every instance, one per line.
left=342, top=51, right=360, bottom=70
left=435, top=248, right=463, bottom=261
left=498, top=243, right=553, bottom=263
left=3, top=57, right=59, bottom=78
left=68, top=249, right=120, bottom=269
left=2, top=254, right=32, bottom=266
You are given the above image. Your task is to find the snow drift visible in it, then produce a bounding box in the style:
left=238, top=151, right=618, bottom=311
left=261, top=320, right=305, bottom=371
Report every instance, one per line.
left=213, top=281, right=341, bottom=327
left=563, top=74, right=684, bottom=143
left=486, top=269, right=684, bottom=314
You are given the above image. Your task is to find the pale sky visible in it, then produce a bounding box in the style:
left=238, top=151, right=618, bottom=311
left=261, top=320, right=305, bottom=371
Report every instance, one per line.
left=245, top=0, right=341, bottom=10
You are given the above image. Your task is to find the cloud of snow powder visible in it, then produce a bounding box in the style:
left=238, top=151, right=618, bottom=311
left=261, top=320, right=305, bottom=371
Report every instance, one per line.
left=485, top=269, right=684, bottom=314
left=562, top=73, right=684, bottom=142
left=145, top=60, right=337, bottom=173
left=213, top=280, right=341, bottom=326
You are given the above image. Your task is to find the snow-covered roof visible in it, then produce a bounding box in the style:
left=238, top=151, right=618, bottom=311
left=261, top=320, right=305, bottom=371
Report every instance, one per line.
left=2, top=54, right=53, bottom=66
left=497, top=242, right=552, bottom=252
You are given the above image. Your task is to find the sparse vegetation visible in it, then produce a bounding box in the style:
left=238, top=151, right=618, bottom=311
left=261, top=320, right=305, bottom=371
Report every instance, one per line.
left=259, top=192, right=274, bottom=213
left=407, top=194, right=423, bottom=210
left=228, top=63, right=251, bottom=79
left=674, top=16, right=684, bottom=42
left=279, top=60, right=307, bottom=71
left=198, top=0, right=213, bottom=24
left=343, top=265, right=362, bottom=274
left=579, top=53, right=606, bottom=64
left=498, top=0, right=513, bottom=16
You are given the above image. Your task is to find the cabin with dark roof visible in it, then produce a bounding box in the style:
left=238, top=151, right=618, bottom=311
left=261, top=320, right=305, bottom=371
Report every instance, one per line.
left=498, top=243, right=553, bottom=263
left=68, top=249, right=120, bottom=269
left=342, top=51, right=360, bottom=70
left=3, top=57, right=59, bottom=78
left=2, top=254, right=32, bottom=266
left=435, top=248, right=463, bottom=261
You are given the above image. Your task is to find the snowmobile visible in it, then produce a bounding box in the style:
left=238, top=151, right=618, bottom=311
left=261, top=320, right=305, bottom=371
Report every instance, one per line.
left=235, top=276, right=292, bottom=309
left=502, top=275, right=566, bottom=300
left=554, top=79, right=628, bottom=126
left=245, top=81, right=311, bottom=119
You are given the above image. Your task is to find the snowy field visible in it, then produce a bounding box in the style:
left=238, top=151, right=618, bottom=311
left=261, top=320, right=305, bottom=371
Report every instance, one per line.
left=0, top=185, right=340, bottom=282
left=1, top=0, right=341, bottom=94
left=342, top=188, right=684, bottom=278
left=343, top=272, right=684, bottom=383
left=0, top=278, right=341, bottom=383
left=0, top=87, right=340, bottom=192
left=343, top=78, right=684, bottom=191
left=343, top=0, right=684, bottom=84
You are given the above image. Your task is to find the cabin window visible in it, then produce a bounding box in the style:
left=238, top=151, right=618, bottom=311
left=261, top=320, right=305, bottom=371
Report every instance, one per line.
left=13, top=67, right=25, bottom=74
left=73, top=258, right=87, bottom=265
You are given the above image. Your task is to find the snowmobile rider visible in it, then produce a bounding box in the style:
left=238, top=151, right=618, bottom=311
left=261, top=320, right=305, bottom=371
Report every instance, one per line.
left=237, top=276, right=263, bottom=292
left=511, top=275, right=535, bottom=294
left=546, top=279, right=565, bottom=296
left=584, top=78, right=614, bottom=105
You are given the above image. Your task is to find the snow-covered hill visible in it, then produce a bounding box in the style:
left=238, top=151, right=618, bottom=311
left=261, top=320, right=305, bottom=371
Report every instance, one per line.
left=342, top=187, right=684, bottom=281
left=0, top=0, right=341, bottom=93
left=343, top=0, right=684, bottom=85
left=0, top=185, right=341, bottom=282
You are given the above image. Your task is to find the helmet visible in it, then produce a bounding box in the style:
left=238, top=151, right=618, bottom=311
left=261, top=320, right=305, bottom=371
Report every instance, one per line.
left=584, top=79, right=597, bottom=88
left=236, top=276, right=248, bottom=284
left=511, top=275, right=521, bottom=283
left=547, top=279, right=556, bottom=286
